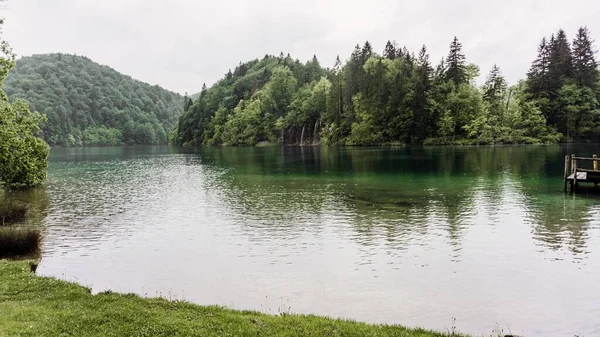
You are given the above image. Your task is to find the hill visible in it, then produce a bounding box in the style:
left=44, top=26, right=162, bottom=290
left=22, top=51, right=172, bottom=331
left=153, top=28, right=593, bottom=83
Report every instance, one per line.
left=3, top=54, right=183, bottom=146
left=176, top=53, right=327, bottom=146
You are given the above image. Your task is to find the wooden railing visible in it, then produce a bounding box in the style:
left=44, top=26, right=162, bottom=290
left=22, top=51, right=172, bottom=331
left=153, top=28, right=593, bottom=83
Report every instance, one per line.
left=564, top=154, right=599, bottom=192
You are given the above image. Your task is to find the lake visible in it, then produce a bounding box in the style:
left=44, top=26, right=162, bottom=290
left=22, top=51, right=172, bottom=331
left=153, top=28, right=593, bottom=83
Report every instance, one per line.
left=8, top=144, right=600, bottom=336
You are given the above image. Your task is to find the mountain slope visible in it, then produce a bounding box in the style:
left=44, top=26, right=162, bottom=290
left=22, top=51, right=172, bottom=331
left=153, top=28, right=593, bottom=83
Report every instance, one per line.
left=3, top=53, right=183, bottom=146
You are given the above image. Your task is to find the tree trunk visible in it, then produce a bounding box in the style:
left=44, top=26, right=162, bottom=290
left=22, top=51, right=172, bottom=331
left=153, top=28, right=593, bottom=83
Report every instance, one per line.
left=300, top=125, right=305, bottom=146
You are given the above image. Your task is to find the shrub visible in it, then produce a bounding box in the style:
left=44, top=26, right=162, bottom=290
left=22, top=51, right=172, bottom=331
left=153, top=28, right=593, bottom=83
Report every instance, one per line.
left=0, top=227, right=42, bottom=257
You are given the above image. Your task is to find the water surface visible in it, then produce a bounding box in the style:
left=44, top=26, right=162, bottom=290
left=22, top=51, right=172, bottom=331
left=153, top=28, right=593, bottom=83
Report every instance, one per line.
left=9, top=145, right=600, bottom=336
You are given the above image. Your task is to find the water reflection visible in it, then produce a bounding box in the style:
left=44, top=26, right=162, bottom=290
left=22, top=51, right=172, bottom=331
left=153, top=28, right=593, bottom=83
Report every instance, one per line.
left=16, top=144, right=600, bottom=336
left=11, top=144, right=600, bottom=263
left=193, top=145, right=595, bottom=258
left=0, top=186, right=50, bottom=227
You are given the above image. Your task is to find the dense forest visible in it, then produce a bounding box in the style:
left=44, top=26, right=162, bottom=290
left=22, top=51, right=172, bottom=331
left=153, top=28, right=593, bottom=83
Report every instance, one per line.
left=175, top=27, right=599, bottom=146
left=4, top=54, right=182, bottom=146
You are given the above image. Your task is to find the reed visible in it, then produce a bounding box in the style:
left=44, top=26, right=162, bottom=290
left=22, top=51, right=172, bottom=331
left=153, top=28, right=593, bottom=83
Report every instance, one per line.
left=0, top=227, right=42, bottom=257
left=0, top=201, right=28, bottom=225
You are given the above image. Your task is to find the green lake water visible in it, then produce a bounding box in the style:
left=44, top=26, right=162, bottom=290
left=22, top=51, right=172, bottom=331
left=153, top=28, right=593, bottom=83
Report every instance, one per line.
left=7, top=144, right=600, bottom=336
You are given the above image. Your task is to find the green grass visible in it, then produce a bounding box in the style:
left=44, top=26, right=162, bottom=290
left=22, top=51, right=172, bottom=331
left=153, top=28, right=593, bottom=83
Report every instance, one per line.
left=0, top=260, right=466, bottom=337
left=0, top=201, right=28, bottom=225
left=0, top=228, right=42, bottom=258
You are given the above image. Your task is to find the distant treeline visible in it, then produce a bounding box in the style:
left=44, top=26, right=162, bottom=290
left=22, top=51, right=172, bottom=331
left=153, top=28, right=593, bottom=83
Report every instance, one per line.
left=175, top=27, right=599, bottom=146
left=4, top=54, right=183, bottom=146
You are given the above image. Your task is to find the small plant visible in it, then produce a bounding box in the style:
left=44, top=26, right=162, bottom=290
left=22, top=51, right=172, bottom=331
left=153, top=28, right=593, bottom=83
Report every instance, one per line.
left=277, top=297, right=292, bottom=316
left=0, top=227, right=42, bottom=257
left=448, top=317, right=457, bottom=336
left=489, top=322, right=521, bottom=337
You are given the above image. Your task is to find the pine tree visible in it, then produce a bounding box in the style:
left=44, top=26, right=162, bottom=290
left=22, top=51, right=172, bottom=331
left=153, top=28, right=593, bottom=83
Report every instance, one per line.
left=446, top=36, right=467, bottom=86
left=396, top=46, right=404, bottom=59
left=548, top=29, right=574, bottom=85
left=572, top=26, right=598, bottom=88
left=483, top=65, right=507, bottom=123
left=434, top=58, right=446, bottom=79
left=361, top=41, right=373, bottom=62
left=483, top=64, right=507, bottom=103
left=343, top=44, right=365, bottom=124
left=527, top=37, right=551, bottom=97
left=183, top=93, right=193, bottom=112
left=402, top=46, right=412, bottom=65
left=383, top=40, right=397, bottom=60
left=325, top=55, right=344, bottom=143
left=544, top=29, right=575, bottom=132
left=411, top=45, right=433, bottom=142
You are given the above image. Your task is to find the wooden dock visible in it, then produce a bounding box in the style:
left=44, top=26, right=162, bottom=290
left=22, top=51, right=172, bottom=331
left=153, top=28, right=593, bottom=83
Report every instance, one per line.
left=564, top=154, right=600, bottom=192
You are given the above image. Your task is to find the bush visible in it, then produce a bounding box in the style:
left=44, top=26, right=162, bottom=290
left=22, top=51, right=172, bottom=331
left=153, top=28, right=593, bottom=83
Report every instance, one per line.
left=0, top=227, right=42, bottom=257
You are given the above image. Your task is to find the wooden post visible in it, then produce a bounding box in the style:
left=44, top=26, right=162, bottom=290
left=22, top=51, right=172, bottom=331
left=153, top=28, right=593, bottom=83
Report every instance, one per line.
left=594, top=154, right=598, bottom=171
left=573, top=155, right=578, bottom=193
left=564, top=155, right=570, bottom=192
left=571, top=154, right=576, bottom=175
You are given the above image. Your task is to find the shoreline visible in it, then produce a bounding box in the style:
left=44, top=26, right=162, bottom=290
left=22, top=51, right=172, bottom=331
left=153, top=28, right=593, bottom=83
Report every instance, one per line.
left=0, top=260, right=465, bottom=337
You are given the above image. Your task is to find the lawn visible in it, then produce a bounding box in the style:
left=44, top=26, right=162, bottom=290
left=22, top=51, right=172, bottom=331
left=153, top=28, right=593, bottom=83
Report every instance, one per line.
left=0, top=261, right=463, bottom=337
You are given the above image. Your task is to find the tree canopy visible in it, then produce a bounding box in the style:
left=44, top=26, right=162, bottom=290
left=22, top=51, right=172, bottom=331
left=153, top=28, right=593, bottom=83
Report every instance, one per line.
left=3, top=54, right=183, bottom=146
left=176, top=29, right=598, bottom=147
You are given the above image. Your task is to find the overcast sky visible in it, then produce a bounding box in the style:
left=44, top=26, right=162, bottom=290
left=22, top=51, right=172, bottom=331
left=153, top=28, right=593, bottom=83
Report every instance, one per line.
left=2, top=0, right=599, bottom=94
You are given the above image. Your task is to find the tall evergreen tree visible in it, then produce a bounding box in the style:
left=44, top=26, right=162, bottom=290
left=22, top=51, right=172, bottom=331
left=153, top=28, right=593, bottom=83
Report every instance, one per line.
left=572, top=26, right=598, bottom=88
left=446, top=36, right=467, bottom=86
left=402, top=46, right=412, bottom=65
left=527, top=37, right=551, bottom=97
left=361, top=41, right=374, bottom=62
left=325, top=55, right=344, bottom=142
left=483, top=64, right=507, bottom=103
left=342, top=44, right=365, bottom=132
left=411, top=45, right=433, bottom=142
left=383, top=40, right=397, bottom=60
left=434, top=58, right=446, bottom=79
left=483, top=65, right=507, bottom=123
left=548, top=29, right=574, bottom=85
left=544, top=30, right=575, bottom=132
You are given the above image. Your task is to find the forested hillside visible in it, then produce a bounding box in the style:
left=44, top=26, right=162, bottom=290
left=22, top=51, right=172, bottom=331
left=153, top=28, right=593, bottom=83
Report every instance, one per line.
left=4, top=54, right=183, bottom=146
left=176, top=27, right=599, bottom=146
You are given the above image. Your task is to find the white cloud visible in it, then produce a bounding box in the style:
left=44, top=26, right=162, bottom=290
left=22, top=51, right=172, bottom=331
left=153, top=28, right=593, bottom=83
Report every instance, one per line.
left=3, top=0, right=599, bottom=93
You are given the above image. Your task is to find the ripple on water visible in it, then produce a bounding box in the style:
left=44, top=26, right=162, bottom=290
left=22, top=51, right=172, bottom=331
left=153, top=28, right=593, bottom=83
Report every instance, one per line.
left=23, top=145, right=600, bottom=337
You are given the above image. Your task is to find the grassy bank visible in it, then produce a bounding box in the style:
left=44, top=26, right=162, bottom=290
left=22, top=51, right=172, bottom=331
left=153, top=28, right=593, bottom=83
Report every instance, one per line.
left=0, top=261, right=463, bottom=337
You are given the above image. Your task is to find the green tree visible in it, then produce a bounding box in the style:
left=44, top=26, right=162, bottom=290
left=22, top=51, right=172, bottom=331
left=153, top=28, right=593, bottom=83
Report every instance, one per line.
left=572, top=26, right=598, bottom=88
left=383, top=40, right=397, bottom=60
left=527, top=37, right=551, bottom=98
left=558, top=83, right=599, bottom=140
left=0, top=16, right=49, bottom=187
left=410, top=45, right=433, bottom=142
left=348, top=93, right=382, bottom=145
left=445, top=37, right=468, bottom=87
left=323, top=56, right=344, bottom=144
left=483, top=64, right=507, bottom=123
left=549, top=30, right=574, bottom=84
